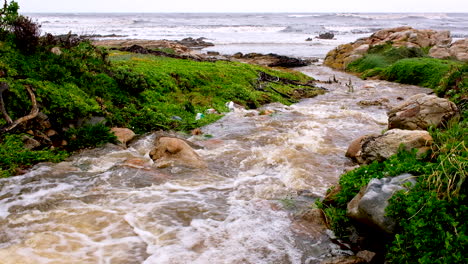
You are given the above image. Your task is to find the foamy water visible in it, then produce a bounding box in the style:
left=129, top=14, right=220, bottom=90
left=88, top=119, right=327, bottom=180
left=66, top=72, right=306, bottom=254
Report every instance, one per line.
left=0, top=65, right=432, bottom=263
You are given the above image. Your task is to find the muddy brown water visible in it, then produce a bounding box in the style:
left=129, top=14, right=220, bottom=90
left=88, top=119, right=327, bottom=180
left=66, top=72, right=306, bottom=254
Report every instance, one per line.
left=0, top=65, right=430, bottom=264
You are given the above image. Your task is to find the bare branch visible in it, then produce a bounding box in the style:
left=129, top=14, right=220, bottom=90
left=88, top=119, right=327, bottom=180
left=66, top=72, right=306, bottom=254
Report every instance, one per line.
left=0, top=82, right=12, bottom=123
left=0, top=84, right=39, bottom=133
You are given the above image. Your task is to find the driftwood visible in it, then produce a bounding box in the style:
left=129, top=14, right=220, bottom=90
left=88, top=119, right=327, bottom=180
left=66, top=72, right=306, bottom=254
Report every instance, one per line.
left=0, top=82, right=39, bottom=133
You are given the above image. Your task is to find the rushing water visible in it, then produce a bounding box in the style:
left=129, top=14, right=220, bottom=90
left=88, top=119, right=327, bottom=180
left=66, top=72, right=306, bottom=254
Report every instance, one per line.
left=0, top=65, right=431, bottom=263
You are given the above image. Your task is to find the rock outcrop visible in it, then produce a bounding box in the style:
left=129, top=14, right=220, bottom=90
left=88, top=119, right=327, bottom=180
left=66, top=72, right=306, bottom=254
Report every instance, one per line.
left=347, top=173, right=417, bottom=233
left=430, top=38, right=468, bottom=61
left=149, top=136, right=207, bottom=168
left=387, top=93, right=459, bottom=130
left=346, top=129, right=433, bottom=164
left=324, top=26, right=456, bottom=70
left=230, top=53, right=309, bottom=68
left=92, top=39, right=192, bottom=55
left=176, top=37, right=214, bottom=49
left=317, top=32, right=335, bottom=40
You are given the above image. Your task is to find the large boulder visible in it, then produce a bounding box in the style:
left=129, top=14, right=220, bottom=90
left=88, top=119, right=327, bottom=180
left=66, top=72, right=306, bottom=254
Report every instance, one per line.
left=346, top=129, right=433, bottom=164
left=324, top=27, right=454, bottom=70
left=149, top=137, right=207, bottom=168
left=388, top=93, right=459, bottom=130
left=111, top=127, right=136, bottom=146
left=347, top=173, right=416, bottom=233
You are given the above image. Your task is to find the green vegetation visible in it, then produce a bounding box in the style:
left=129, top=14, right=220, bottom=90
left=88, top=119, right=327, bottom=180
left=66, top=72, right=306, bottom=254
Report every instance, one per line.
left=322, top=42, right=468, bottom=263
left=0, top=134, right=67, bottom=178
left=0, top=1, right=320, bottom=177
left=346, top=44, right=468, bottom=105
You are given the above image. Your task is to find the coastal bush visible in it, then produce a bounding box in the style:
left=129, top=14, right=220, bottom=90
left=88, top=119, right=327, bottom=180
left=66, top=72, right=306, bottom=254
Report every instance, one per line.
left=382, top=58, right=459, bottom=88
left=317, top=148, right=429, bottom=237
left=11, top=15, right=40, bottom=53
left=65, top=123, right=118, bottom=151
left=346, top=44, right=426, bottom=73
left=106, top=52, right=319, bottom=132
left=0, top=1, right=19, bottom=35
left=320, top=115, right=467, bottom=262
left=0, top=134, right=68, bottom=177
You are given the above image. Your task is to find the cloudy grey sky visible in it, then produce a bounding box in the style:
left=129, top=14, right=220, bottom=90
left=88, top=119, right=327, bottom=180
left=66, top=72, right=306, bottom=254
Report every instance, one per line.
left=18, top=0, right=468, bottom=13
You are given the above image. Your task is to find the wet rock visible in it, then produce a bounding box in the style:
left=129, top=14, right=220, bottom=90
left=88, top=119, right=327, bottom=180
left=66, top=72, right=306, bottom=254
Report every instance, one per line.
left=21, top=135, right=41, bottom=150
left=357, top=98, right=389, bottom=107
left=324, top=27, right=453, bottom=70
left=345, top=135, right=376, bottom=163
left=92, top=39, right=191, bottom=55
left=149, top=137, right=207, bottom=168
left=229, top=53, right=309, bottom=68
left=77, top=116, right=106, bottom=127
left=176, top=37, right=214, bottom=49
left=111, top=127, right=136, bottom=146
left=191, top=128, right=203, bottom=135
left=356, top=250, right=377, bottom=263
left=388, top=93, right=459, bottom=130
left=347, top=173, right=416, bottom=233
left=321, top=256, right=366, bottom=264
left=322, top=184, right=342, bottom=206
left=291, top=208, right=328, bottom=239
left=348, top=129, right=433, bottom=164
left=317, top=32, right=335, bottom=39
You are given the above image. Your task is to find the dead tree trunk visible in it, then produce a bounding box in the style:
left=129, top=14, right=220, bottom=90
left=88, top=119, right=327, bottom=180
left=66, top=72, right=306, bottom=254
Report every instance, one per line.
left=0, top=82, right=39, bottom=134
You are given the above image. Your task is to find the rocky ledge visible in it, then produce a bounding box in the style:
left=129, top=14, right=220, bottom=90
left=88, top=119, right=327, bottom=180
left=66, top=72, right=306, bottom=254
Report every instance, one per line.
left=324, top=26, right=468, bottom=70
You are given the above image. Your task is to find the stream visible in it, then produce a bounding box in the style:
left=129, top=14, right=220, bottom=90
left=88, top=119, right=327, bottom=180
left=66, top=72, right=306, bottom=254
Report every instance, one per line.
left=0, top=65, right=431, bottom=264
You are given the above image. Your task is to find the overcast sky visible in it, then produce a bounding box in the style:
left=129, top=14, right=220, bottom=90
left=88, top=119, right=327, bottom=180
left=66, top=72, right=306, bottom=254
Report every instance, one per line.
left=17, top=0, right=468, bottom=13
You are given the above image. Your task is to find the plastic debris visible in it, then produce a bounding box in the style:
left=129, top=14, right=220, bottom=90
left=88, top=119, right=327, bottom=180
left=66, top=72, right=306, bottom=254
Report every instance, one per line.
left=225, top=101, right=235, bottom=111
left=195, top=113, right=205, bottom=120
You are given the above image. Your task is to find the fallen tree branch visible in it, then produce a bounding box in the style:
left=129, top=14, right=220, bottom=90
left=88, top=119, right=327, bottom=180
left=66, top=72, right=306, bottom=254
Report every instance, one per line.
left=0, top=84, right=39, bottom=134
left=0, top=82, right=12, bottom=123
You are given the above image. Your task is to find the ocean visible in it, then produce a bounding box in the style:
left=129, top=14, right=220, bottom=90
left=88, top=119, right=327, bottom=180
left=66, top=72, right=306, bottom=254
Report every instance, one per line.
left=27, top=12, right=468, bottom=58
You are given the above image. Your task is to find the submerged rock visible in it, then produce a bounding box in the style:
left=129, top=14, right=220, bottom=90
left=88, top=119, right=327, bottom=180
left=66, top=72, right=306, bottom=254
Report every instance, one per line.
left=347, top=173, right=417, bottom=233
left=149, top=136, right=207, bottom=168
left=388, top=93, right=459, bottom=130
left=317, top=32, right=335, bottom=40
left=347, top=129, right=433, bottom=164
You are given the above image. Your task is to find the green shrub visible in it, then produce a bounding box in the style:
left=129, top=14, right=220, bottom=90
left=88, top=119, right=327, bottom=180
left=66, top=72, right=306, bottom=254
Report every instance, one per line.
left=318, top=149, right=430, bottom=238
left=0, top=134, right=68, bottom=177
left=386, top=183, right=467, bottom=263
left=346, top=45, right=427, bottom=74
left=383, top=58, right=458, bottom=88
left=65, top=123, right=118, bottom=151
left=347, top=54, right=390, bottom=73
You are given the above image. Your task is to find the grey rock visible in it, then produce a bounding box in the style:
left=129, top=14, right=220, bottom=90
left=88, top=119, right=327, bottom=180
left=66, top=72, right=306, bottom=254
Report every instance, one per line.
left=347, top=129, right=432, bottom=164
left=388, top=93, right=459, bottom=130
left=347, top=173, right=417, bottom=233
